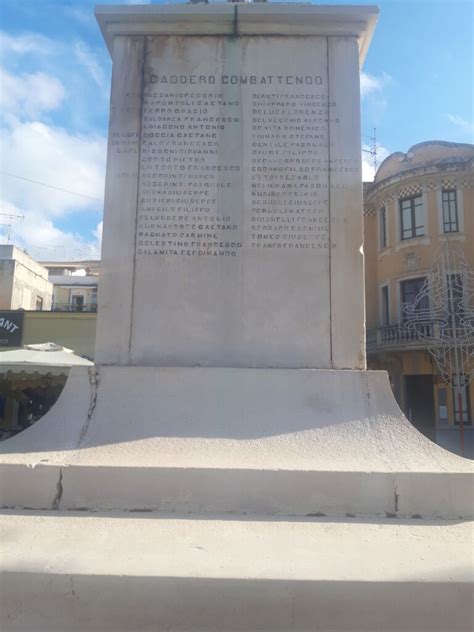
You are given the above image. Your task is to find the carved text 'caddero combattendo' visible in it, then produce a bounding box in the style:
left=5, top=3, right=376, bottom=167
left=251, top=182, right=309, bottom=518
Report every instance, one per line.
left=150, top=75, right=324, bottom=86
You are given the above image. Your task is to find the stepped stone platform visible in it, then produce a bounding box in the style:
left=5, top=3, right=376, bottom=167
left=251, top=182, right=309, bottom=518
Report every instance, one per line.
left=1, top=368, right=472, bottom=631
left=1, top=367, right=472, bottom=519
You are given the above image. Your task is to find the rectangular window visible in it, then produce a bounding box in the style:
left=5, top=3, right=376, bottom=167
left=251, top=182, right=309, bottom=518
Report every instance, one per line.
left=401, top=277, right=428, bottom=321
left=381, top=285, right=390, bottom=325
left=442, top=189, right=459, bottom=233
left=400, top=195, right=424, bottom=240
left=453, top=377, right=471, bottom=425
left=379, top=206, right=387, bottom=249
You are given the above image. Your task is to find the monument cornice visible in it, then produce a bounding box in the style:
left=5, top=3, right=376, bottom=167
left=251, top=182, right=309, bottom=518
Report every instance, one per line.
left=95, top=3, right=379, bottom=64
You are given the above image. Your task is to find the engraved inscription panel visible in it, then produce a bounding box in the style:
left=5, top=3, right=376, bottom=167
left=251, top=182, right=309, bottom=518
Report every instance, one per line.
left=249, top=90, right=329, bottom=252
left=130, top=36, right=332, bottom=368
left=138, top=84, right=242, bottom=258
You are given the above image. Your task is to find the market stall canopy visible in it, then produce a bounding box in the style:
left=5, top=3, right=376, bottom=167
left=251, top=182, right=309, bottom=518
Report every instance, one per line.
left=0, top=343, right=93, bottom=376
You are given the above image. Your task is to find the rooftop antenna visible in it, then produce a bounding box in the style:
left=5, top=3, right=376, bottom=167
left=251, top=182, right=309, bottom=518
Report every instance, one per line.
left=363, top=127, right=380, bottom=176
left=0, top=210, right=25, bottom=244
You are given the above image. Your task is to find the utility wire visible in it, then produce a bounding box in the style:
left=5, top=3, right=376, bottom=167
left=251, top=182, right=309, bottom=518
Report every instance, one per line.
left=0, top=171, right=103, bottom=203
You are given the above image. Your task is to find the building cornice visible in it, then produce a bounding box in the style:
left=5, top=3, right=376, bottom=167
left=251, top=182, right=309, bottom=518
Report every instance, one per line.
left=365, top=158, right=474, bottom=204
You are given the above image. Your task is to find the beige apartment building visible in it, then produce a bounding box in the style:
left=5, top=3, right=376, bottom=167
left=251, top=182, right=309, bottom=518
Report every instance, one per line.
left=41, top=260, right=100, bottom=312
left=364, top=141, right=474, bottom=456
left=0, top=245, right=52, bottom=311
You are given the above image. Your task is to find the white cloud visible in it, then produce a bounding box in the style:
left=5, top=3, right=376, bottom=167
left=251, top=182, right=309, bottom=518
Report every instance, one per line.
left=68, top=7, right=96, bottom=29
left=0, top=31, right=55, bottom=55
left=0, top=67, right=65, bottom=119
left=447, top=114, right=474, bottom=135
left=360, top=71, right=392, bottom=127
left=362, top=156, right=374, bottom=182
left=0, top=121, right=106, bottom=216
left=93, top=221, right=103, bottom=246
left=360, top=71, right=392, bottom=99
left=360, top=72, right=381, bottom=97
left=0, top=202, right=102, bottom=261
left=0, top=32, right=106, bottom=260
left=74, top=41, right=107, bottom=88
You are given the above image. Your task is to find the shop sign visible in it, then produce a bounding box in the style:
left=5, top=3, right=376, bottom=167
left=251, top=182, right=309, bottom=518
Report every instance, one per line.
left=0, top=311, right=24, bottom=347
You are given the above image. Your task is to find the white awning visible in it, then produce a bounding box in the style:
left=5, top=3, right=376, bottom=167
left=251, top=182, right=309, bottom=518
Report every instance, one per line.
left=0, top=343, right=93, bottom=376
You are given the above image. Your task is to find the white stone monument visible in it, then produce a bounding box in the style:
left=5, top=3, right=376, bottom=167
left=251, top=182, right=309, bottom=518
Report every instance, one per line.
left=1, top=4, right=473, bottom=631
left=95, top=4, right=368, bottom=371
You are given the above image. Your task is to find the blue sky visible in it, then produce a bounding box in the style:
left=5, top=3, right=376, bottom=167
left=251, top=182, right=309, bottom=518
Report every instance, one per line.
left=0, top=0, right=472, bottom=260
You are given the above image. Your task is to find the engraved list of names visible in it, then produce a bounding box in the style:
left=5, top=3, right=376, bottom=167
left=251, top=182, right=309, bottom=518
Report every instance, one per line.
left=136, top=51, right=330, bottom=261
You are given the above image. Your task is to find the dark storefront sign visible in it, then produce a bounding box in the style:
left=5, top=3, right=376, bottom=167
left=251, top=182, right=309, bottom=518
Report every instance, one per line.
left=0, top=311, right=24, bottom=347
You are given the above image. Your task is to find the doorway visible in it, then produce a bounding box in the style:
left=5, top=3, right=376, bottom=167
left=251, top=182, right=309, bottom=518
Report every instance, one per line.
left=405, top=374, right=435, bottom=441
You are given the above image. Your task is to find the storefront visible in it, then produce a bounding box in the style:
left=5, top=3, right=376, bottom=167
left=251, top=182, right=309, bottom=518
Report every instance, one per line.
left=0, top=343, right=93, bottom=440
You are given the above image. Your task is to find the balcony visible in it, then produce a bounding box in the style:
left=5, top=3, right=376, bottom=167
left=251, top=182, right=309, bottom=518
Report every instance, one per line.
left=367, top=323, right=434, bottom=353
left=52, top=303, right=97, bottom=313
left=367, top=319, right=474, bottom=354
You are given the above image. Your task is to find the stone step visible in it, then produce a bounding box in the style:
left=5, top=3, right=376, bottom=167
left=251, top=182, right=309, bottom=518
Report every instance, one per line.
left=1, top=510, right=472, bottom=631
left=2, top=462, right=472, bottom=519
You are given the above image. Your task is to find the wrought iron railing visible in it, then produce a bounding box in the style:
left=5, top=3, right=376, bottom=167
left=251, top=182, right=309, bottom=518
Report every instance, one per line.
left=51, top=303, right=97, bottom=313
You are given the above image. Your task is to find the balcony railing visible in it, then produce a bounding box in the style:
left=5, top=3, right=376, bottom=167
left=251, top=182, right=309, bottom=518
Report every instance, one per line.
left=367, top=321, right=474, bottom=353
left=367, top=322, right=434, bottom=352
left=51, top=303, right=97, bottom=313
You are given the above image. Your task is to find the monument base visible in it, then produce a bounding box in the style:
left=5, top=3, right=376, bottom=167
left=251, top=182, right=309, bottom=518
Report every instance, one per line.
left=1, top=367, right=473, bottom=630
left=0, top=367, right=472, bottom=518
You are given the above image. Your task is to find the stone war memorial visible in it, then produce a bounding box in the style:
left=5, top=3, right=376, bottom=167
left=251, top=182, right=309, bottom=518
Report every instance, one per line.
left=1, top=3, right=473, bottom=631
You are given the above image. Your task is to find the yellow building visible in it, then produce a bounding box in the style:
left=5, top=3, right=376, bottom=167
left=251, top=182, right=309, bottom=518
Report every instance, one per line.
left=22, top=311, right=97, bottom=360
left=0, top=245, right=52, bottom=311
left=364, top=141, right=474, bottom=457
